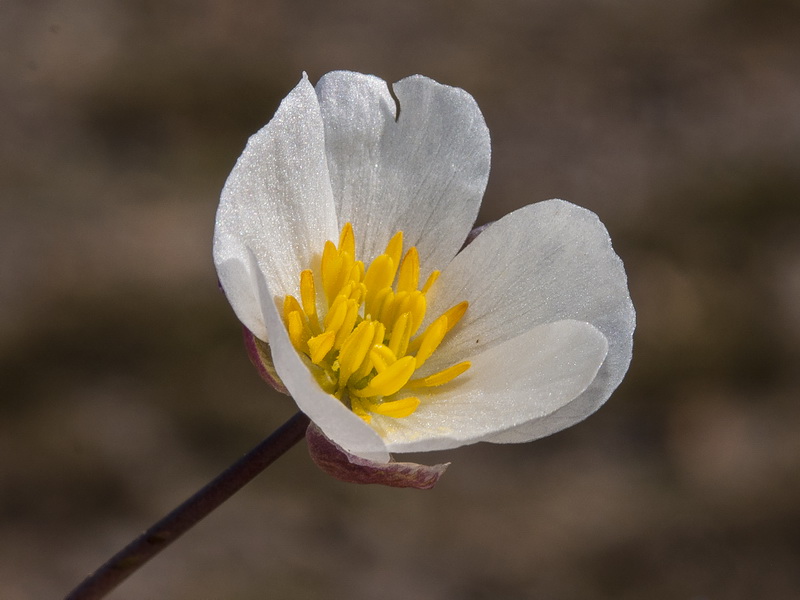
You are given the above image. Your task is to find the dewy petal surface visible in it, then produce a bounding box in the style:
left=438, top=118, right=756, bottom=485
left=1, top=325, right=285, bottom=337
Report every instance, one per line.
left=372, top=320, right=609, bottom=452
left=214, top=74, right=339, bottom=340
left=423, top=199, right=635, bottom=441
left=250, top=252, right=390, bottom=462
left=315, top=71, right=490, bottom=274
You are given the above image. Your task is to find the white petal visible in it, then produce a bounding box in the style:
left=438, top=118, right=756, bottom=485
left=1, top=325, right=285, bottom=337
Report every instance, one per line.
left=424, top=199, right=635, bottom=441
left=374, top=320, right=608, bottom=453
left=315, top=71, right=490, bottom=274
left=250, top=252, right=390, bottom=462
left=214, top=74, right=339, bottom=341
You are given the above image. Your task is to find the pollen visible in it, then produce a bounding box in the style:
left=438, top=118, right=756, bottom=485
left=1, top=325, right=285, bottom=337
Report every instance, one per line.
left=283, top=223, right=470, bottom=423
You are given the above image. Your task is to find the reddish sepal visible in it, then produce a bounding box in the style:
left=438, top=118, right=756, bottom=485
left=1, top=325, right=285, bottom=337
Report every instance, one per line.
left=306, top=423, right=449, bottom=489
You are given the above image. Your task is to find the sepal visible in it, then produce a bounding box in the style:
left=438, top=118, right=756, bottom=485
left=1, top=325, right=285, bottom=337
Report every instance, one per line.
left=306, top=423, right=448, bottom=489
left=242, top=327, right=290, bottom=395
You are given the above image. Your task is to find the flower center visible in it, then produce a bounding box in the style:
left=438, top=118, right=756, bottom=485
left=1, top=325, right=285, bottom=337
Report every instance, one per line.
left=283, top=223, right=470, bottom=423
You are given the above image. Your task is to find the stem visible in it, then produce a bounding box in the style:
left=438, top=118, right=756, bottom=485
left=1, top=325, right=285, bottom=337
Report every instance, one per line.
left=65, top=411, right=311, bottom=600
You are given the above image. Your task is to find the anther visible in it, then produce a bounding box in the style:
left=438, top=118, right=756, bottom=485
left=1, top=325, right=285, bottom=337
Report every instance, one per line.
left=351, top=355, right=416, bottom=397
left=283, top=222, right=471, bottom=423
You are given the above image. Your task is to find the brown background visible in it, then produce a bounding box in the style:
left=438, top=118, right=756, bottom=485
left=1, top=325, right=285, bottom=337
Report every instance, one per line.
left=2, top=1, right=800, bottom=598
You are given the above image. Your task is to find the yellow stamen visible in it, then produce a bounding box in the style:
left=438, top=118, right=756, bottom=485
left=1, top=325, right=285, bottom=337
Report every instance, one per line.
left=323, top=295, right=348, bottom=334
left=282, top=223, right=471, bottom=422
left=384, top=230, right=404, bottom=268
left=333, top=252, right=354, bottom=300
left=407, top=292, right=427, bottom=335
left=369, top=286, right=393, bottom=321
left=351, top=323, right=386, bottom=382
left=408, top=361, right=471, bottom=388
left=379, top=290, right=405, bottom=329
left=388, top=312, right=412, bottom=358
left=364, top=254, right=395, bottom=314
left=337, top=321, right=376, bottom=388
left=396, top=246, right=419, bottom=293
left=441, top=300, right=469, bottom=333
left=364, top=396, right=420, bottom=418
left=333, top=299, right=359, bottom=349
left=320, top=240, right=339, bottom=305
left=286, top=310, right=308, bottom=354
left=308, top=331, right=335, bottom=364
left=369, top=344, right=397, bottom=372
left=283, top=295, right=303, bottom=321
left=299, top=270, right=320, bottom=334
left=407, top=300, right=467, bottom=355
left=414, top=314, right=448, bottom=369
left=351, top=355, right=416, bottom=397
left=338, top=222, right=355, bottom=258
left=349, top=265, right=366, bottom=301
left=421, top=270, right=440, bottom=294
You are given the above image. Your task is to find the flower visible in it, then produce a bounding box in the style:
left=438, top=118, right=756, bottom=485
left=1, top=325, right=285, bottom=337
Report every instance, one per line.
left=213, top=71, right=635, bottom=486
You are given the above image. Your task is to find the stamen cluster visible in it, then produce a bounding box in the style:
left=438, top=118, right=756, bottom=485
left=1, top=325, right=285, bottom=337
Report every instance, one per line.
left=283, top=223, right=470, bottom=422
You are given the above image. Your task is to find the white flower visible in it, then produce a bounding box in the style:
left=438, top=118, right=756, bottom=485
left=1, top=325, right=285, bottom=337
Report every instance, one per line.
left=213, top=71, right=635, bottom=467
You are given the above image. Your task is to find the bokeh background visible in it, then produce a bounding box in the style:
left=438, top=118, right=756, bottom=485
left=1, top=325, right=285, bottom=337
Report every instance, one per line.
left=2, top=1, right=800, bottom=598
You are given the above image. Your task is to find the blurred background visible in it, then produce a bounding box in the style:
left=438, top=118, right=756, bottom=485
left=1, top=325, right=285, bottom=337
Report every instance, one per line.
left=2, top=0, right=800, bottom=598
